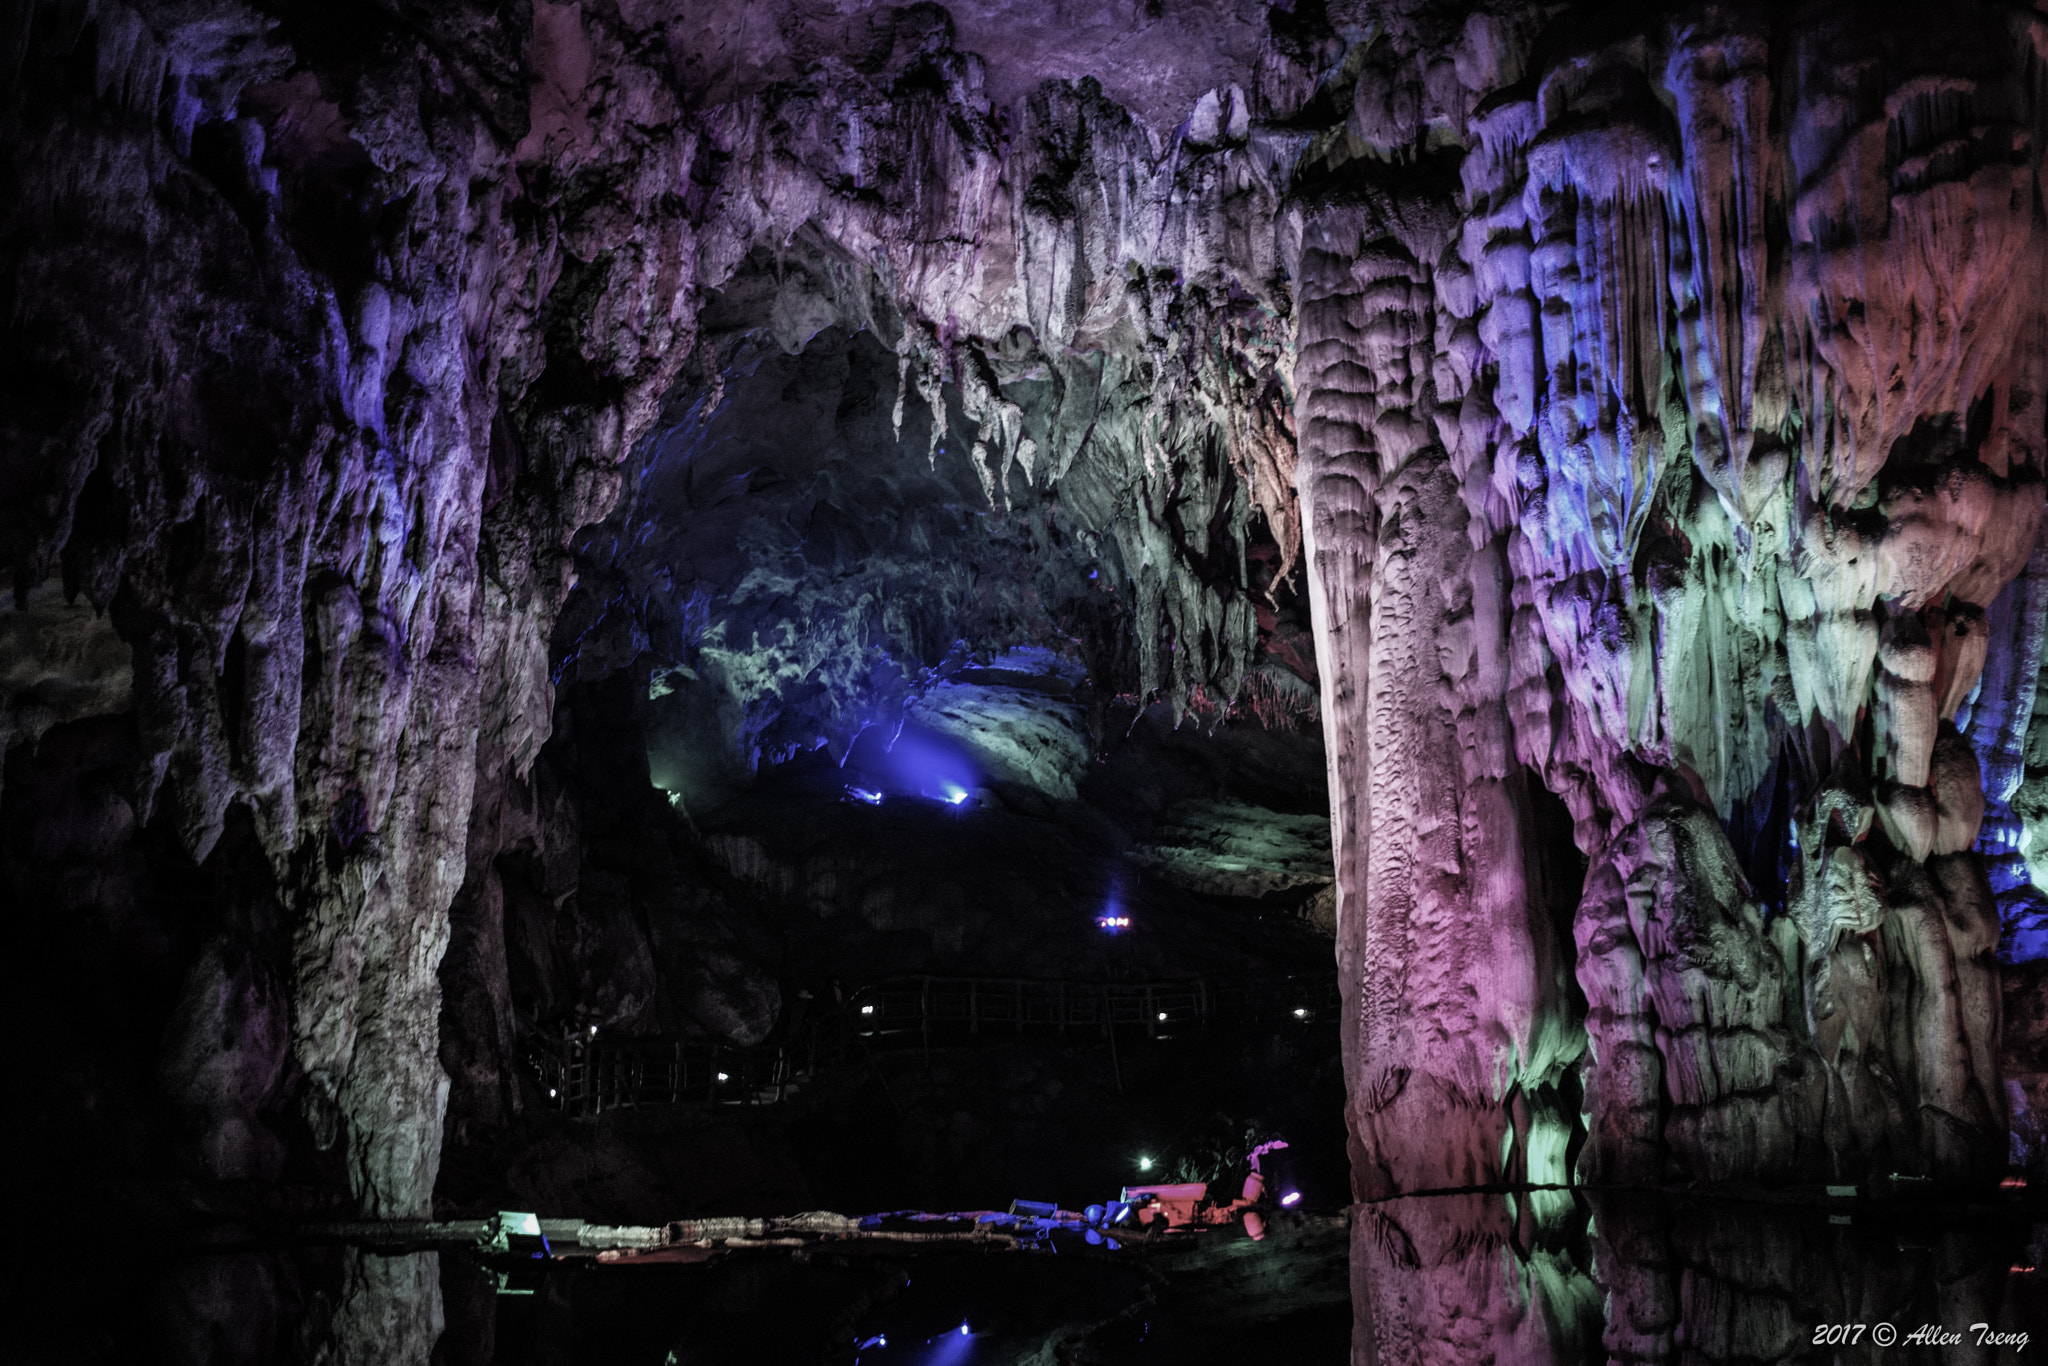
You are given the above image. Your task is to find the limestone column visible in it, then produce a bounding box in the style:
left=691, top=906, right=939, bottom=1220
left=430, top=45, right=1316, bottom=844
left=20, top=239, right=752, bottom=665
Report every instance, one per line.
left=1293, top=205, right=1579, bottom=1202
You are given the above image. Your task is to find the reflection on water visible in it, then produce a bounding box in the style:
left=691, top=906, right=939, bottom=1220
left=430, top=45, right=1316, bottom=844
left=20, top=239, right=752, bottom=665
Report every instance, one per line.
left=18, top=1195, right=2045, bottom=1363
left=18, top=1244, right=444, bottom=1366
left=1357, top=1191, right=2046, bottom=1364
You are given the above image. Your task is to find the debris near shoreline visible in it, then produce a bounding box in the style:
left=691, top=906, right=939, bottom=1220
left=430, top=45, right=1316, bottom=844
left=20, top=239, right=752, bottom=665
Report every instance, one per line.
left=296, top=1203, right=1346, bottom=1291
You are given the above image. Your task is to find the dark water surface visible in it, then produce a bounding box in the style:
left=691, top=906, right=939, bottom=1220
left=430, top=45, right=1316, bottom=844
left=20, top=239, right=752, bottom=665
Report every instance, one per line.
left=13, top=1193, right=2046, bottom=1363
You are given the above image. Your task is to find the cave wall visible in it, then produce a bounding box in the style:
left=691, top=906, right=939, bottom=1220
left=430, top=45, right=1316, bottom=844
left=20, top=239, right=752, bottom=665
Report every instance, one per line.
left=1289, top=0, right=2048, bottom=1196
left=2, top=0, right=705, bottom=1222
left=1, top=0, right=1312, bottom=1236
left=8, top=0, right=2048, bottom=1298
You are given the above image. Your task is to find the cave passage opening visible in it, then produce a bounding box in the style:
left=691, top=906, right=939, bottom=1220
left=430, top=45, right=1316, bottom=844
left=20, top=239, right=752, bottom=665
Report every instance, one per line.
left=435, top=274, right=1352, bottom=1230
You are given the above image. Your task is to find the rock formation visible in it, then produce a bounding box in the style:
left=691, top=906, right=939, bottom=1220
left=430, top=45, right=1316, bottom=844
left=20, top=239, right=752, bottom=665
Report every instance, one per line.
left=8, top=0, right=2048, bottom=1359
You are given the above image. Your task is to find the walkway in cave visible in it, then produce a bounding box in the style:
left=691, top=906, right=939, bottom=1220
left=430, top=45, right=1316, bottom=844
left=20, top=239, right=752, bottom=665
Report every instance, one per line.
left=531, top=971, right=1342, bottom=1117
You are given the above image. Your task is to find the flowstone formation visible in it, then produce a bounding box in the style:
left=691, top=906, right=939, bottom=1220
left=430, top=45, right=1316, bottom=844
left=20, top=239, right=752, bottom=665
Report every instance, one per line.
left=1290, top=1, right=2048, bottom=1200
left=9, top=0, right=2048, bottom=1360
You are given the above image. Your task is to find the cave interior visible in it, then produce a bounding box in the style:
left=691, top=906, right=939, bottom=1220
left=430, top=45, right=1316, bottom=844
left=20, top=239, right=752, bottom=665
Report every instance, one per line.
left=6, top=0, right=2048, bottom=1360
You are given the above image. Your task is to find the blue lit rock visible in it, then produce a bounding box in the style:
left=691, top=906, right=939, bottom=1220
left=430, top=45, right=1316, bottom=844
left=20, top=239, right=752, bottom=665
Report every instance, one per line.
left=904, top=680, right=1090, bottom=805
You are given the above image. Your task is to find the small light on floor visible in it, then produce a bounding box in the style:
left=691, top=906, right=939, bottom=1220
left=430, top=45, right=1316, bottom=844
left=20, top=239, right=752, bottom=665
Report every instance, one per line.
left=1280, top=1191, right=1301, bottom=1207
left=1294, top=1008, right=1308, bottom=1018
left=861, top=1004, right=875, bottom=1014
left=716, top=1072, right=730, bottom=1082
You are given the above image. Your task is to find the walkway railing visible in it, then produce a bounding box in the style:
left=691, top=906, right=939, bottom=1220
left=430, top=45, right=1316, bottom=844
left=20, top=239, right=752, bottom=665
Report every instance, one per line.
left=530, top=972, right=1338, bottom=1118
left=531, top=1036, right=798, bottom=1118
left=845, top=974, right=1337, bottom=1039
left=849, top=977, right=1207, bottom=1039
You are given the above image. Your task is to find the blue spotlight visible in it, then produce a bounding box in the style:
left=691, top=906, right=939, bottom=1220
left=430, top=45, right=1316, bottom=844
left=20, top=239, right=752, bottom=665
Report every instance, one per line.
left=881, top=726, right=979, bottom=806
